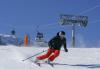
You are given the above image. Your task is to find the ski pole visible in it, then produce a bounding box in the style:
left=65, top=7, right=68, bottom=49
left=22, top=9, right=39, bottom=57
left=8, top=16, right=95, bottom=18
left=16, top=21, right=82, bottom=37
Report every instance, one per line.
left=22, top=50, right=47, bottom=61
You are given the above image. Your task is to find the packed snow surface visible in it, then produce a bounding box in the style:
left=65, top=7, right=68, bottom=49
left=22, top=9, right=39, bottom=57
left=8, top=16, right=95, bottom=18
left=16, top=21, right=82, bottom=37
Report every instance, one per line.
left=0, top=45, right=100, bottom=69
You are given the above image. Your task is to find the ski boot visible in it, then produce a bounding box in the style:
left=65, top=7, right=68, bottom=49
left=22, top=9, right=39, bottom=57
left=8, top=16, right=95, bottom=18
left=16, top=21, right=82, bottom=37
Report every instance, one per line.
left=45, top=59, right=54, bottom=67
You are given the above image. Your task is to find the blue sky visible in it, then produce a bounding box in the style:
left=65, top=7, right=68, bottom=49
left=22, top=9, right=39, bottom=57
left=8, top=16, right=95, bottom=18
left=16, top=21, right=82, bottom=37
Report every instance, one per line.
left=0, top=0, right=100, bottom=47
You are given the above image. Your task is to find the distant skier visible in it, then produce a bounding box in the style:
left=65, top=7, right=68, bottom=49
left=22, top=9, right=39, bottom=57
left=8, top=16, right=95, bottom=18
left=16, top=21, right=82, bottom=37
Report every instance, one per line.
left=35, top=31, right=68, bottom=63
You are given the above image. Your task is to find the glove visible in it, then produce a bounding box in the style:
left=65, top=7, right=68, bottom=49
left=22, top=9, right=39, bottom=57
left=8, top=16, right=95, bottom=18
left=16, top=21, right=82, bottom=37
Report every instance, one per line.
left=65, top=49, right=68, bottom=52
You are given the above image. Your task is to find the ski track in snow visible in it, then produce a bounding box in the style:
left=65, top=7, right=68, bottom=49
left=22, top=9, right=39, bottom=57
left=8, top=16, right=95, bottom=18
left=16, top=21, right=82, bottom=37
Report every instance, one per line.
left=0, top=45, right=100, bottom=69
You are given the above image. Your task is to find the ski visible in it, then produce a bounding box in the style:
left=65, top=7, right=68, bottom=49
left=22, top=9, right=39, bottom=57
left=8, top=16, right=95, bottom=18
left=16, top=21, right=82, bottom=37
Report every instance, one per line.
left=34, top=62, right=41, bottom=67
left=30, top=59, right=41, bottom=67
left=47, top=63, right=54, bottom=67
left=29, top=59, right=54, bottom=67
left=35, top=62, right=68, bottom=67
left=45, top=61, right=54, bottom=67
left=36, top=62, right=54, bottom=67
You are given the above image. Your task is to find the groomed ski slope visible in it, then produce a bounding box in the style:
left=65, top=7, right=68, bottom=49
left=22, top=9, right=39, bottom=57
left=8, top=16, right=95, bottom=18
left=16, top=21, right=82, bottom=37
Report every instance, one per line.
left=0, top=45, right=100, bottom=69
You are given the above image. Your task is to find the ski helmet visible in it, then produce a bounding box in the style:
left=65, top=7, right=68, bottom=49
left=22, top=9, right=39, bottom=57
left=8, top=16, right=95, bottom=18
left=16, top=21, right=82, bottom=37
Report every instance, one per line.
left=59, top=31, right=65, bottom=35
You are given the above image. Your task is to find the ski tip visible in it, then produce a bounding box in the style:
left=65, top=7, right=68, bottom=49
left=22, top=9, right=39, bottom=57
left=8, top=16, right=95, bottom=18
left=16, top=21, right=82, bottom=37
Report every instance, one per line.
left=34, top=62, right=41, bottom=67
left=22, top=60, right=25, bottom=61
left=50, top=64, right=54, bottom=67
left=38, top=63, right=41, bottom=66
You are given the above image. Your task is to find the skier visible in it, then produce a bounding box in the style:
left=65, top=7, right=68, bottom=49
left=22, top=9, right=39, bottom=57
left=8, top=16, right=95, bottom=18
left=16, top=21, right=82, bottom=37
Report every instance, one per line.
left=35, top=31, right=68, bottom=64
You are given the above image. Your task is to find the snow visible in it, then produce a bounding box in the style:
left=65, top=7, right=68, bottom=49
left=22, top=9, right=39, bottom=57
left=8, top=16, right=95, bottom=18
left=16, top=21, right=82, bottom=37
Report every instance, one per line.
left=0, top=45, right=100, bottom=69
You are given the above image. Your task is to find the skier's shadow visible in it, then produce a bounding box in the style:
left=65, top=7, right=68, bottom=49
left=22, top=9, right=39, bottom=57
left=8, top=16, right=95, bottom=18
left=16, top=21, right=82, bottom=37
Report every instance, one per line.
left=71, top=64, right=100, bottom=68
left=53, top=63, right=100, bottom=68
